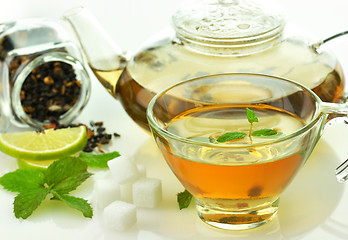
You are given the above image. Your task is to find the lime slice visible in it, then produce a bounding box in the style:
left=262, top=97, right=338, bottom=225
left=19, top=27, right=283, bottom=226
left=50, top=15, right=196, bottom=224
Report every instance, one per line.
left=17, top=159, right=54, bottom=172
left=0, top=126, right=87, bottom=160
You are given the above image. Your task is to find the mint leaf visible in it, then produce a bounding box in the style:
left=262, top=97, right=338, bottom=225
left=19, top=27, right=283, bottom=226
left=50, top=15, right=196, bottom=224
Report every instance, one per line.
left=14, top=187, right=49, bottom=219
left=0, top=157, right=94, bottom=219
left=45, top=156, right=88, bottom=187
left=52, top=172, right=92, bottom=195
left=79, top=151, right=120, bottom=168
left=246, top=108, right=259, bottom=140
left=0, top=169, right=45, bottom=193
left=217, top=132, right=247, bottom=143
left=52, top=191, right=93, bottom=218
left=252, top=129, right=277, bottom=137
left=177, top=189, right=193, bottom=210
left=246, top=108, right=258, bottom=124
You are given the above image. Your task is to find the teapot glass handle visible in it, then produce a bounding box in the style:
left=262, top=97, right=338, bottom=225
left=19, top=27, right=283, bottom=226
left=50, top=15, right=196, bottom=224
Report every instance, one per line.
left=322, top=30, right=348, bottom=44
left=313, top=30, right=348, bottom=52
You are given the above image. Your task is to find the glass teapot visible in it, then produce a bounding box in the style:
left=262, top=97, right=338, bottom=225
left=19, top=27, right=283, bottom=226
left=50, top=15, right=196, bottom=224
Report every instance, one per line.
left=63, top=0, right=346, bottom=132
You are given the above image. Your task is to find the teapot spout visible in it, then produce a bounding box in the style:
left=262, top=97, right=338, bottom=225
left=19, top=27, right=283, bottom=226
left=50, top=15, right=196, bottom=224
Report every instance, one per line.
left=63, top=6, right=127, bottom=98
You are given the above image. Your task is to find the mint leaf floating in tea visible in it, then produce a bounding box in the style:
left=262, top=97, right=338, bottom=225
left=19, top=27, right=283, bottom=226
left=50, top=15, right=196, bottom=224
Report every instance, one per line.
left=246, top=108, right=259, bottom=123
left=217, top=132, right=247, bottom=143
left=177, top=189, right=193, bottom=210
left=246, top=108, right=258, bottom=137
left=0, top=157, right=93, bottom=219
left=252, top=129, right=277, bottom=137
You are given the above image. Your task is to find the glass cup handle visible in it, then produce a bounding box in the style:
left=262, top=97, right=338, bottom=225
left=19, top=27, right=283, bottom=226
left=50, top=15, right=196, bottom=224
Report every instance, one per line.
left=320, top=102, right=348, bottom=182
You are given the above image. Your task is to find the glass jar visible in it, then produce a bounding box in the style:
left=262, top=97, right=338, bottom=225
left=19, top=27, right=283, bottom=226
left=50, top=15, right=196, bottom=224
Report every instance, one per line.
left=0, top=18, right=91, bottom=132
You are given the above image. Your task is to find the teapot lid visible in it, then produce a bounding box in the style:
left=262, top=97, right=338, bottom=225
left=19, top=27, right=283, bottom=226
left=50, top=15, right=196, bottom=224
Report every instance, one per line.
left=171, top=0, right=286, bottom=42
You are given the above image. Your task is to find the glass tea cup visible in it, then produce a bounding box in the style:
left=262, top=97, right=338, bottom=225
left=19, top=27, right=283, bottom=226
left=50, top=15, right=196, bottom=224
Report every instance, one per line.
left=146, top=73, right=348, bottom=230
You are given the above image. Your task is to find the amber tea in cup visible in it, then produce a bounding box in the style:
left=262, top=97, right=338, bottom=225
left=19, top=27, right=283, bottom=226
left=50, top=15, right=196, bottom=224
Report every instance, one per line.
left=147, top=73, right=348, bottom=230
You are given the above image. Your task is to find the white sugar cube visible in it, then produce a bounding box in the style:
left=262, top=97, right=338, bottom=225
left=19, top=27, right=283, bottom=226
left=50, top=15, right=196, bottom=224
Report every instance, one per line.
left=103, top=201, right=137, bottom=231
left=94, top=179, right=121, bottom=209
left=132, top=178, right=162, bottom=208
left=137, top=230, right=165, bottom=240
left=136, top=164, right=146, bottom=178
left=120, top=182, right=133, bottom=203
left=108, top=155, right=139, bottom=184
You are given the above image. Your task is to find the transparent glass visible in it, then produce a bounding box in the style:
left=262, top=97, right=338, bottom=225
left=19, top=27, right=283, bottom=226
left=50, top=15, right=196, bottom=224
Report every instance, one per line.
left=0, top=18, right=91, bottom=130
left=64, top=0, right=345, bottom=132
left=0, top=106, right=9, bottom=133
left=10, top=52, right=91, bottom=128
left=147, top=73, right=348, bottom=230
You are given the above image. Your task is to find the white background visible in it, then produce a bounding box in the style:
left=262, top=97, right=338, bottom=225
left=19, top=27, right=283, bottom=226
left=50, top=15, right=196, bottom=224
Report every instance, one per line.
left=1, top=0, right=348, bottom=239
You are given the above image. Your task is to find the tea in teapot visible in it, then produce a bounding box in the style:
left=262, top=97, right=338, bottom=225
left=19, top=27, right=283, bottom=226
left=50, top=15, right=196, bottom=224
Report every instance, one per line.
left=64, top=0, right=345, bottom=131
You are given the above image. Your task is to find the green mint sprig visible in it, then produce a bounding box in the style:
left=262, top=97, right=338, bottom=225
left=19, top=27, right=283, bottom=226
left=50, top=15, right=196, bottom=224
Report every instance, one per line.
left=0, top=151, right=120, bottom=219
left=0, top=157, right=92, bottom=219
left=217, top=108, right=280, bottom=143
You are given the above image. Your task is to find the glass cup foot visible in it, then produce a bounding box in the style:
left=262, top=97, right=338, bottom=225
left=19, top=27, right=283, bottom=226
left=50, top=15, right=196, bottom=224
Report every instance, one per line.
left=196, top=198, right=279, bottom=230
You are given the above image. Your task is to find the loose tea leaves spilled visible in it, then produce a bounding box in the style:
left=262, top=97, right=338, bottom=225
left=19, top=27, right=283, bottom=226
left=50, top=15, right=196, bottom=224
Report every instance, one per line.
left=20, top=61, right=81, bottom=122
left=83, top=121, right=115, bottom=153
left=43, top=120, right=121, bottom=153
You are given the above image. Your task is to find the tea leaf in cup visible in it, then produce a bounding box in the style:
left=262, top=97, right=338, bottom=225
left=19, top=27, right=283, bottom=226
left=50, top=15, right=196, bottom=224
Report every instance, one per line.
left=217, top=132, right=247, bottom=143
left=246, top=108, right=258, bottom=140
left=252, top=129, right=277, bottom=137
left=246, top=108, right=259, bottom=124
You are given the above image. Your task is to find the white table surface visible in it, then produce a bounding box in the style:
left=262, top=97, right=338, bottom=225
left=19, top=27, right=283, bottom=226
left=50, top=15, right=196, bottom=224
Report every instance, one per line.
left=1, top=0, right=348, bottom=239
